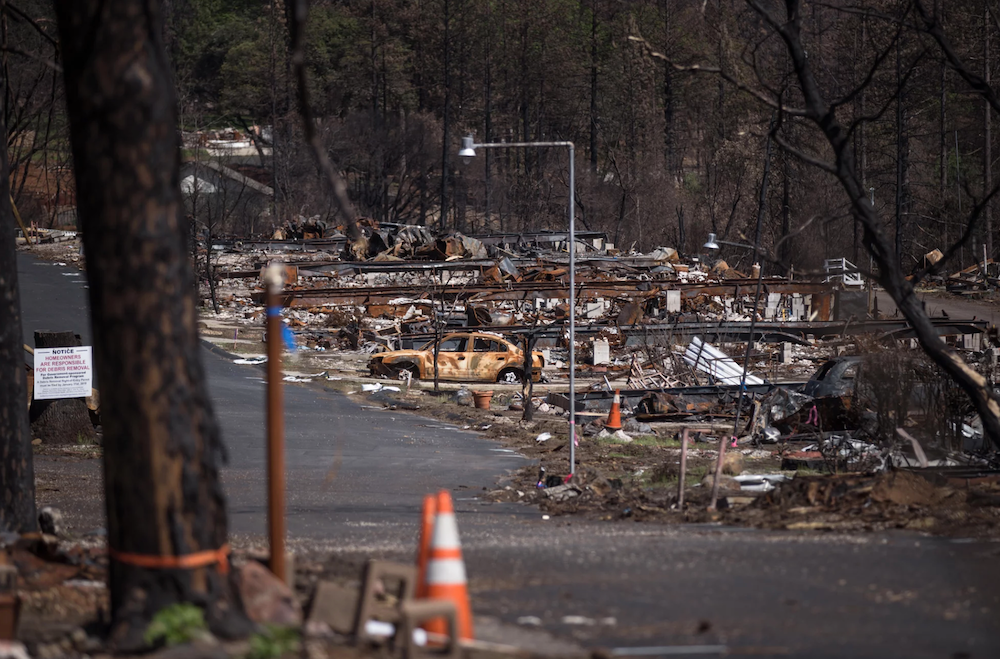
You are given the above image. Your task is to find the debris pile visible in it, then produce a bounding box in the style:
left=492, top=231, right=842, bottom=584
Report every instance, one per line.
left=724, top=470, right=1000, bottom=536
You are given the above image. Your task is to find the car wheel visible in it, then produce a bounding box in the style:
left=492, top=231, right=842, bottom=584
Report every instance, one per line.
left=497, top=368, right=523, bottom=384
left=394, top=363, right=420, bottom=380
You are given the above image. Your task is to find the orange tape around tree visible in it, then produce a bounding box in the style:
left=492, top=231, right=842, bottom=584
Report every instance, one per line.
left=108, top=543, right=231, bottom=575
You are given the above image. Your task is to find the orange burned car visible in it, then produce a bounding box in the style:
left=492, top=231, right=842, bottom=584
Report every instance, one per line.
left=368, top=332, right=545, bottom=384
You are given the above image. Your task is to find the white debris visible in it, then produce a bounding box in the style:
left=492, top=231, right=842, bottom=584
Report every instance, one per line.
left=535, top=432, right=552, bottom=443
left=682, top=337, right=764, bottom=386
left=362, top=383, right=401, bottom=393
left=733, top=473, right=790, bottom=492
left=560, top=615, right=596, bottom=626
left=388, top=297, right=434, bottom=305
left=597, top=428, right=633, bottom=442
left=233, top=357, right=267, bottom=365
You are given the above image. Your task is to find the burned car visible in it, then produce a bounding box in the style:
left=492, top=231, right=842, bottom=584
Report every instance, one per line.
left=368, top=332, right=545, bottom=384
left=803, top=356, right=862, bottom=397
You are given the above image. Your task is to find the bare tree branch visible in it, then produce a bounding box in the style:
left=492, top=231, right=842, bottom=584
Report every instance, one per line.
left=627, top=35, right=810, bottom=117
left=0, top=46, right=60, bottom=72
left=773, top=132, right=837, bottom=174
left=915, top=0, right=1000, bottom=116
left=4, top=3, right=58, bottom=49
left=830, top=20, right=905, bottom=110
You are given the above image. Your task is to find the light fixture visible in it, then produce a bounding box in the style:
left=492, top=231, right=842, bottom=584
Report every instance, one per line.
left=458, top=135, right=476, bottom=161
left=703, top=232, right=720, bottom=250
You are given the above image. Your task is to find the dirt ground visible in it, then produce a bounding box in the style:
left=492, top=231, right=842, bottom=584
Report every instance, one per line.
left=324, top=381, right=1000, bottom=539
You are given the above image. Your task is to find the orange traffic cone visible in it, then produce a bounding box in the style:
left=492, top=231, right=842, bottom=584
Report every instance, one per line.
left=422, top=490, right=474, bottom=641
left=605, top=390, right=622, bottom=431
left=416, top=493, right=437, bottom=598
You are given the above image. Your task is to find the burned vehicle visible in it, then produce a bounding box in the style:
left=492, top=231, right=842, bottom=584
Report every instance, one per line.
left=803, top=356, right=862, bottom=397
left=368, top=332, right=545, bottom=383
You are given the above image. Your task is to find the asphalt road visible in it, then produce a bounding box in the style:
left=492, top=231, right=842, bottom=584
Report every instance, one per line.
left=16, top=252, right=528, bottom=539
left=875, top=289, right=1000, bottom=324
left=17, top=252, right=1000, bottom=657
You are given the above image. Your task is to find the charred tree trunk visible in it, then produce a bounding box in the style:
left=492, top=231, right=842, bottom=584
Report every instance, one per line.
left=439, top=0, right=451, bottom=231
left=659, top=0, right=674, bottom=175
left=0, top=98, right=37, bottom=533
left=676, top=205, right=686, bottom=255
left=589, top=0, right=599, bottom=172
left=54, top=0, right=250, bottom=648
left=851, top=13, right=864, bottom=265
left=207, top=228, right=220, bottom=315
left=940, top=56, right=948, bottom=248
left=985, top=0, right=993, bottom=259
left=484, top=5, right=493, bottom=227
left=781, top=153, right=792, bottom=274
left=895, top=36, right=905, bottom=266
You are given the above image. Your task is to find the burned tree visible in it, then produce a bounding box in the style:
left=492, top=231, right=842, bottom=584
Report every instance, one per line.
left=0, top=94, right=37, bottom=534
left=631, top=1, right=1000, bottom=450
left=53, top=0, right=250, bottom=647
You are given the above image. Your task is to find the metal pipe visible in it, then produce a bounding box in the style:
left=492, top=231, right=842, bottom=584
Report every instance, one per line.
left=568, top=144, right=576, bottom=475
left=469, top=140, right=574, bottom=149
left=264, top=264, right=287, bottom=583
left=677, top=428, right=689, bottom=508
left=707, top=431, right=729, bottom=512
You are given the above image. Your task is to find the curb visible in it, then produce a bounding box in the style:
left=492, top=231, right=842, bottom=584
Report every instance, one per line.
left=199, top=338, right=245, bottom=362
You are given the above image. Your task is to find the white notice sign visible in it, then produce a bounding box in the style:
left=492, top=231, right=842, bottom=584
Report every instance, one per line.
left=33, top=347, right=93, bottom=399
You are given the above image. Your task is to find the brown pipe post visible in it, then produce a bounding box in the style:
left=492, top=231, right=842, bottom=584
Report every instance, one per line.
left=708, top=430, right=729, bottom=511
left=677, top=428, right=689, bottom=508
left=264, top=265, right=287, bottom=582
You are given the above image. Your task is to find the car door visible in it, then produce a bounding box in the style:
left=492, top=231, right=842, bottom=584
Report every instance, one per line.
left=434, top=335, right=468, bottom=380
left=471, top=336, right=516, bottom=380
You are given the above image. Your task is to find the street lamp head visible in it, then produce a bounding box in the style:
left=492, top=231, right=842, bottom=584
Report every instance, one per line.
left=458, top=135, right=476, bottom=162
left=703, top=232, right=720, bottom=250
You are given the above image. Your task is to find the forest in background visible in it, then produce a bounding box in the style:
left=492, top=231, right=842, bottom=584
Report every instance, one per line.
left=8, top=0, right=999, bottom=276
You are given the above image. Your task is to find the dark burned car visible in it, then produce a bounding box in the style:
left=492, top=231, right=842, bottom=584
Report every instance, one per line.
left=368, top=331, right=545, bottom=384
left=803, top=356, right=862, bottom=397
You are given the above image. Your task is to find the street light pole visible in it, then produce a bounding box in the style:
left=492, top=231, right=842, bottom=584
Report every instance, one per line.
left=460, top=136, right=578, bottom=475
left=705, top=120, right=773, bottom=510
